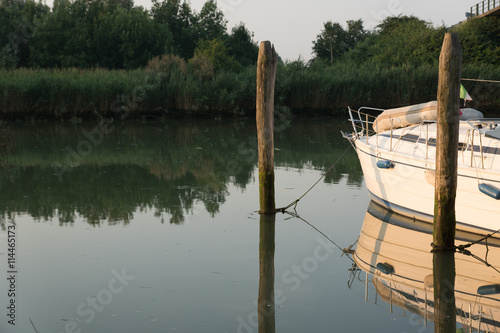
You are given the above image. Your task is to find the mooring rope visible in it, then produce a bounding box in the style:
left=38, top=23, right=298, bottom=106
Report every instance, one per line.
left=283, top=210, right=356, bottom=262
left=431, top=228, right=500, bottom=253
left=456, top=236, right=500, bottom=275
left=461, top=78, right=500, bottom=83
left=276, top=144, right=352, bottom=213
left=29, top=317, right=40, bottom=333
left=457, top=227, right=500, bottom=250
left=432, top=228, right=500, bottom=275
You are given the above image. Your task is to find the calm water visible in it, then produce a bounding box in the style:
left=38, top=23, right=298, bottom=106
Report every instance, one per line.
left=0, top=117, right=492, bottom=332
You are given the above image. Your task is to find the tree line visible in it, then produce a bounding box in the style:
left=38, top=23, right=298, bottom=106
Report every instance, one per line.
left=1, top=1, right=500, bottom=118
left=0, top=0, right=258, bottom=69
left=2, top=0, right=500, bottom=70
left=312, top=15, right=500, bottom=67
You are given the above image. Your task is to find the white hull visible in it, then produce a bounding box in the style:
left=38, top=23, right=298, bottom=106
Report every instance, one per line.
left=352, top=121, right=500, bottom=233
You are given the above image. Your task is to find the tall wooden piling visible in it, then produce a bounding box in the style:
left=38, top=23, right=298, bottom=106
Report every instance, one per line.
left=433, top=33, right=462, bottom=248
left=433, top=32, right=462, bottom=333
left=434, top=32, right=462, bottom=247
left=256, top=41, right=278, bottom=214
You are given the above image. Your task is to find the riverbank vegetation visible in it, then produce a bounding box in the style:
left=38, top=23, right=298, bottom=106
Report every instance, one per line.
left=1, top=0, right=500, bottom=120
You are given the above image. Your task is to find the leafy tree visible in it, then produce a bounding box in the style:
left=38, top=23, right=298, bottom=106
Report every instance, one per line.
left=0, top=44, right=17, bottom=69
left=312, top=21, right=345, bottom=64
left=151, top=0, right=230, bottom=61
left=29, top=0, right=172, bottom=68
left=312, top=19, right=366, bottom=64
left=176, top=1, right=198, bottom=58
left=0, top=2, right=21, bottom=68
left=345, top=19, right=367, bottom=49
left=151, top=0, right=197, bottom=59
left=30, top=0, right=89, bottom=67
left=193, top=37, right=236, bottom=71
left=346, top=15, right=445, bottom=66
left=93, top=6, right=173, bottom=69
left=0, top=0, right=48, bottom=68
left=106, top=0, right=134, bottom=11
left=3, top=0, right=241, bottom=69
left=197, top=0, right=226, bottom=41
left=226, top=23, right=258, bottom=66
left=453, top=16, right=500, bottom=66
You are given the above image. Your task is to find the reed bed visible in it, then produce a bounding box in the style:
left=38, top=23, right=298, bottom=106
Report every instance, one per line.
left=1, top=63, right=499, bottom=120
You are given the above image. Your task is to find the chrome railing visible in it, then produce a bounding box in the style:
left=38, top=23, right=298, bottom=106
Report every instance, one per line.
left=344, top=106, right=385, bottom=140
left=342, top=109, right=500, bottom=169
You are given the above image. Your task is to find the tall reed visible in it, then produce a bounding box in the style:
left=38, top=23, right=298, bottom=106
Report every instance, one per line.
left=1, top=62, right=499, bottom=120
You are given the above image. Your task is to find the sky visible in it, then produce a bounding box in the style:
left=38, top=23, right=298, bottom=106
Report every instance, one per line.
left=45, top=0, right=480, bottom=61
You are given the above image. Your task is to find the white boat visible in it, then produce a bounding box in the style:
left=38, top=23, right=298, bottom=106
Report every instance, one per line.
left=342, top=101, right=500, bottom=233
left=349, top=201, right=500, bottom=331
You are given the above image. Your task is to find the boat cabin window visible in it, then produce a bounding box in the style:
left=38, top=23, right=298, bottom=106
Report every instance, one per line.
left=400, top=134, right=419, bottom=143
left=400, top=134, right=468, bottom=150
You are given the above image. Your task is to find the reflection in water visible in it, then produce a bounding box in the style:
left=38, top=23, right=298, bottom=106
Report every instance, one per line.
left=351, top=201, right=500, bottom=332
left=258, top=214, right=276, bottom=333
left=433, top=250, right=456, bottom=332
left=0, top=118, right=361, bottom=227
left=0, top=118, right=372, bottom=333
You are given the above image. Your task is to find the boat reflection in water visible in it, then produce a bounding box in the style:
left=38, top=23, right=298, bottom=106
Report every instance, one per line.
left=349, top=201, right=500, bottom=332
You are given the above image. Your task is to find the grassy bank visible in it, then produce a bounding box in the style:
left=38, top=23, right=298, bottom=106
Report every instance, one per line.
left=1, top=62, right=500, bottom=120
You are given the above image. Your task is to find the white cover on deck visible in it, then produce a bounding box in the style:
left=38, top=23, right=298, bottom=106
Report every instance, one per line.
left=460, top=108, right=484, bottom=120
left=372, top=101, right=484, bottom=133
left=372, top=101, right=438, bottom=133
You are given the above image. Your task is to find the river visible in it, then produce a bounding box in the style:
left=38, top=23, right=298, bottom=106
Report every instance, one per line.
left=0, top=117, right=494, bottom=332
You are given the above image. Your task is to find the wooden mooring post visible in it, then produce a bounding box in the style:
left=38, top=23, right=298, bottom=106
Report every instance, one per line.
left=433, top=32, right=462, bottom=333
left=434, top=32, right=462, bottom=248
left=256, top=41, right=278, bottom=214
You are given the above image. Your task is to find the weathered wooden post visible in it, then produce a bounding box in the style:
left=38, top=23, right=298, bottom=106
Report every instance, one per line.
left=434, top=32, right=461, bottom=248
left=256, top=41, right=278, bottom=214
left=433, top=32, right=462, bottom=333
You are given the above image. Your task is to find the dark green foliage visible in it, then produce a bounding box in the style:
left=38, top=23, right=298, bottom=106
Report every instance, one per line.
left=197, top=0, right=226, bottom=41
left=151, top=0, right=198, bottom=59
left=453, top=16, right=500, bottom=66
left=226, top=23, right=258, bottom=67
left=1, top=5, right=500, bottom=119
left=345, top=16, right=447, bottom=66
left=192, top=37, right=238, bottom=72
left=93, top=7, right=173, bottom=69
left=275, top=60, right=439, bottom=111
left=2, top=61, right=500, bottom=120
left=29, top=0, right=173, bottom=68
left=0, top=0, right=48, bottom=68
left=321, top=15, right=500, bottom=67
left=312, top=20, right=367, bottom=64
left=0, top=0, right=258, bottom=69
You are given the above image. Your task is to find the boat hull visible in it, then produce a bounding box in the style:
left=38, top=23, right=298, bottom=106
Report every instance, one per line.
left=355, top=138, right=500, bottom=233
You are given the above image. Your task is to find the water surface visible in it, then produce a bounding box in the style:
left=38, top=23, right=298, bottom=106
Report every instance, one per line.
left=0, top=117, right=477, bottom=332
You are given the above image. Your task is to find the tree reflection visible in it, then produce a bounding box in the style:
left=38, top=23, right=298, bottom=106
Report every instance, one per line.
left=0, top=118, right=361, bottom=225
